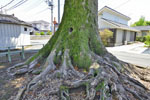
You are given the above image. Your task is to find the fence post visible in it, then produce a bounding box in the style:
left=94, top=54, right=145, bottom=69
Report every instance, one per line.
left=21, top=46, right=25, bottom=59
left=8, top=47, right=11, bottom=62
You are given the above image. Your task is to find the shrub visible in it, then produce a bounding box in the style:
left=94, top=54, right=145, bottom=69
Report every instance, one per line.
left=144, top=35, right=150, bottom=48
left=99, top=29, right=113, bottom=46
left=47, top=31, right=52, bottom=35
left=136, top=36, right=146, bottom=42
left=35, top=32, right=40, bottom=35
left=40, top=32, right=45, bottom=35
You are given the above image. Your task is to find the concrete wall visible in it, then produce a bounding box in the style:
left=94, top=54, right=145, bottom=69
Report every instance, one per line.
left=0, top=23, right=31, bottom=49
left=30, top=35, right=51, bottom=40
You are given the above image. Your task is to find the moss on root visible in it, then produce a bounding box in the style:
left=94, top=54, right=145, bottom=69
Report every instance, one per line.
left=95, top=81, right=105, bottom=91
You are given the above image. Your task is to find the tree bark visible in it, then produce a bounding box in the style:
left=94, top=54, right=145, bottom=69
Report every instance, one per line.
left=10, top=0, right=150, bottom=100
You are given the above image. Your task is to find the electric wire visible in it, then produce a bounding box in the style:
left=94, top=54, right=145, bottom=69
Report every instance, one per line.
left=0, top=0, right=15, bottom=9
left=7, top=0, right=29, bottom=11
left=114, top=0, right=131, bottom=9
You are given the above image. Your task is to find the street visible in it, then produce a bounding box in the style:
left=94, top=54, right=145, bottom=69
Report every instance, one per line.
left=107, top=50, right=150, bottom=67
left=107, top=43, right=150, bottom=67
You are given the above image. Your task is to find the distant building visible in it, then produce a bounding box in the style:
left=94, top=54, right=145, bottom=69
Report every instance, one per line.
left=0, top=14, right=32, bottom=50
left=133, top=26, right=150, bottom=37
left=30, top=20, right=51, bottom=34
left=98, top=6, right=140, bottom=46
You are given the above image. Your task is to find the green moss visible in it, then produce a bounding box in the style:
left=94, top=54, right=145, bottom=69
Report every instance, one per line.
left=26, top=0, right=106, bottom=71
left=26, top=53, right=39, bottom=65
left=32, top=69, right=42, bottom=75
left=56, top=72, right=61, bottom=78
left=112, top=62, right=123, bottom=72
left=95, top=81, right=105, bottom=91
left=60, top=85, right=69, bottom=91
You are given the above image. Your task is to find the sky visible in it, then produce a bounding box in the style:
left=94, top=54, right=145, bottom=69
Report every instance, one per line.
left=0, top=0, right=150, bottom=25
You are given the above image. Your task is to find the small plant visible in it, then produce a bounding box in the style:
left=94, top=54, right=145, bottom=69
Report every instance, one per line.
left=144, top=35, right=150, bottom=48
left=35, top=32, right=40, bottom=35
left=40, top=32, right=45, bottom=35
left=47, top=31, right=52, bottom=35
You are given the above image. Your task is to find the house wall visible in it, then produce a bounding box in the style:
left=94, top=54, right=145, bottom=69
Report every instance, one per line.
left=126, top=31, right=130, bottom=41
left=130, top=32, right=135, bottom=41
left=115, top=29, right=123, bottom=46
left=141, top=31, right=150, bottom=36
left=101, top=12, right=128, bottom=25
left=98, top=19, right=116, bottom=29
left=0, top=23, right=30, bottom=50
left=0, top=23, right=21, bottom=48
left=19, top=26, right=31, bottom=46
left=32, top=23, right=50, bottom=32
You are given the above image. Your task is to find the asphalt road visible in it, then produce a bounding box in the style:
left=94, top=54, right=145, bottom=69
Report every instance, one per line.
left=107, top=50, right=150, bottom=67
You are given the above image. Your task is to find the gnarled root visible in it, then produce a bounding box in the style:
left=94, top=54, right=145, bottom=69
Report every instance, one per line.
left=7, top=56, right=41, bottom=76
left=13, top=50, right=150, bottom=100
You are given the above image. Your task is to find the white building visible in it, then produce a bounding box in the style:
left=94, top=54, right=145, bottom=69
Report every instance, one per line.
left=0, top=14, right=32, bottom=50
left=98, top=6, right=140, bottom=46
left=30, top=20, right=51, bottom=34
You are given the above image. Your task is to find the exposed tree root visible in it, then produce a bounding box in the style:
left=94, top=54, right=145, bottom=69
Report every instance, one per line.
left=7, top=0, right=150, bottom=99
left=9, top=49, right=150, bottom=100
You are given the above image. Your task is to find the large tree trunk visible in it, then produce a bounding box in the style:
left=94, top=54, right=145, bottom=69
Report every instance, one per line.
left=38, top=0, right=106, bottom=69
left=9, top=0, right=150, bottom=100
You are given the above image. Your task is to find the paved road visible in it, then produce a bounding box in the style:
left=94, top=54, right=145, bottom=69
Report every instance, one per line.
left=107, top=50, right=150, bottom=67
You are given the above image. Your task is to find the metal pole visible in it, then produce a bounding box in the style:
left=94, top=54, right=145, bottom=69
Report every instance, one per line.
left=51, top=0, right=54, bottom=35
left=8, top=47, right=11, bottom=62
left=21, top=46, right=25, bottom=59
left=58, top=0, right=60, bottom=24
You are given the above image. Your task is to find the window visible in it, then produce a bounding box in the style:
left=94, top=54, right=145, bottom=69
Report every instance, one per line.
left=24, top=27, right=27, bottom=31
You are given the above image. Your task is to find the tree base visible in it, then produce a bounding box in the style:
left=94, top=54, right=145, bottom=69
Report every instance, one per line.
left=8, top=50, right=150, bottom=100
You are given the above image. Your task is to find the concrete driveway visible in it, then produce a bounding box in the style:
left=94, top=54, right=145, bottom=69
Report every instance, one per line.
left=107, top=43, right=150, bottom=67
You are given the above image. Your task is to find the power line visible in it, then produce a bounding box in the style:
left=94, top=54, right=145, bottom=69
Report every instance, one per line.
left=114, top=0, right=131, bottom=9
left=0, top=0, right=15, bottom=9
left=34, top=8, right=49, bottom=15
left=7, top=0, right=29, bottom=11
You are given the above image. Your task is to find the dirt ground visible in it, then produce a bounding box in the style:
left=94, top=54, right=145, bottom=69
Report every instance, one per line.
left=0, top=52, right=36, bottom=100
left=0, top=52, right=150, bottom=100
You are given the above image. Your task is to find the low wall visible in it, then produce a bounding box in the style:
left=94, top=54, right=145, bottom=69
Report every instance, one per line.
left=30, top=35, right=51, bottom=40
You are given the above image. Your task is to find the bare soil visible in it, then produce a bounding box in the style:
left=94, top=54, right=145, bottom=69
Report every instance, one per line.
left=0, top=52, right=36, bottom=100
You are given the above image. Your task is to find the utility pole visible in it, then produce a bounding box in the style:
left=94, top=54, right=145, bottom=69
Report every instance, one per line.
left=46, top=0, right=54, bottom=35
left=58, top=0, right=60, bottom=24
left=51, top=0, right=54, bottom=35
left=0, top=5, right=3, bottom=14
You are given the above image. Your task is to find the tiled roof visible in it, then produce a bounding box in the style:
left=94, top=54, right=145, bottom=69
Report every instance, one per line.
left=101, top=18, right=140, bottom=32
left=99, top=6, right=131, bottom=20
left=30, top=20, right=50, bottom=24
left=133, top=26, right=150, bottom=31
left=0, top=14, right=32, bottom=27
